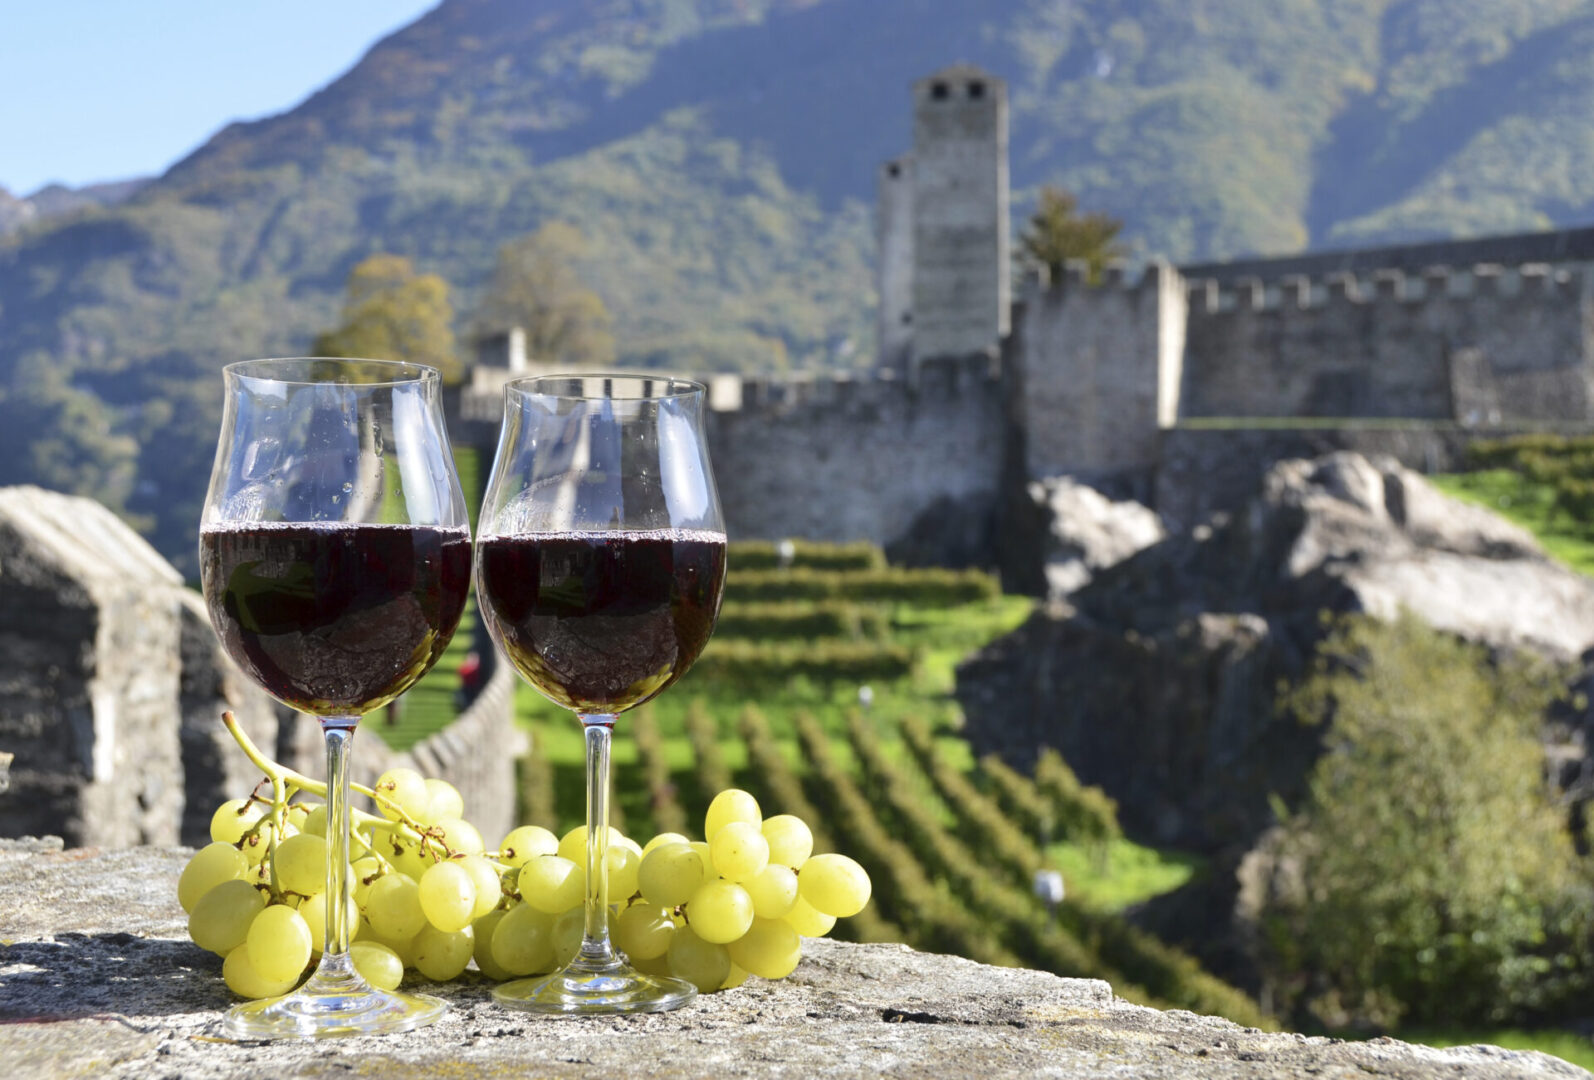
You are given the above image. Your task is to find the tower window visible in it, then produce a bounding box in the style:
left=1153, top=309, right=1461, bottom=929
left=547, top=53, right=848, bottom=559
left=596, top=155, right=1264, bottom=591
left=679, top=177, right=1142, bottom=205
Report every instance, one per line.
left=887, top=162, right=901, bottom=178
left=930, top=81, right=949, bottom=100
left=901, top=313, right=913, bottom=325
left=968, top=80, right=986, bottom=99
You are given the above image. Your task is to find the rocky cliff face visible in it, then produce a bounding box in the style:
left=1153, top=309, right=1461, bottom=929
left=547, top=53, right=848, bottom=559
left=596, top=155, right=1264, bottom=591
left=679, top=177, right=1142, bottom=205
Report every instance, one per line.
left=957, top=451, right=1594, bottom=853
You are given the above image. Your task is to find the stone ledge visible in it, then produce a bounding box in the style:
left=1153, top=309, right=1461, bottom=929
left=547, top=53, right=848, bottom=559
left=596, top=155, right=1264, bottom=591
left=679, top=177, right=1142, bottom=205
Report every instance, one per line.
left=0, top=846, right=1586, bottom=1079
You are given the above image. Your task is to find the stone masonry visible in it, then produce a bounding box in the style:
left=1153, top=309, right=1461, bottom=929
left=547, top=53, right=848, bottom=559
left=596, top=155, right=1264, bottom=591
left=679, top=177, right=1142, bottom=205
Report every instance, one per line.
left=1, top=841, right=1585, bottom=1079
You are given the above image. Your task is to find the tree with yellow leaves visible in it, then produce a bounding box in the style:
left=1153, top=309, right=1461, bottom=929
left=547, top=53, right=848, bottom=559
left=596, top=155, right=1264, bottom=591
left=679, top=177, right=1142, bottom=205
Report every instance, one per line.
left=313, top=254, right=461, bottom=383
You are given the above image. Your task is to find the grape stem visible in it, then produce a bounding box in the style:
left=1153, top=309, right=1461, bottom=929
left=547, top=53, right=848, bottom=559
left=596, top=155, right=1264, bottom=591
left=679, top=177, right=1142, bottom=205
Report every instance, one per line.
left=220, top=710, right=508, bottom=871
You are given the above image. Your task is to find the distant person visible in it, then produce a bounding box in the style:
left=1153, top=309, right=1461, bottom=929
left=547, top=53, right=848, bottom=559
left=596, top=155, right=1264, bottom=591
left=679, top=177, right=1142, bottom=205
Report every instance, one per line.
left=455, top=651, right=483, bottom=709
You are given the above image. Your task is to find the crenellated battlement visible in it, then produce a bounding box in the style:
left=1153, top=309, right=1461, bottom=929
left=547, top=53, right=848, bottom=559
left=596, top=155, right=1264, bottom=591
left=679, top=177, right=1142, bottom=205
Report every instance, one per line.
left=705, top=352, right=1000, bottom=417
left=1021, top=258, right=1179, bottom=298
left=1183, top=261, right=1580, bottom=314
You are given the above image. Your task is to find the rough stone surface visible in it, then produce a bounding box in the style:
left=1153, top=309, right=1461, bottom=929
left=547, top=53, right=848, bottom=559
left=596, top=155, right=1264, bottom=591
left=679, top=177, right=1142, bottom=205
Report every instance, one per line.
left=0, top=845, right=1586, bottom=1079
left=958, top=451, right=1594, bottom=853
left=1026, top=476, right=1165, bottom=599
left=0, top=486, right=186, bottom=848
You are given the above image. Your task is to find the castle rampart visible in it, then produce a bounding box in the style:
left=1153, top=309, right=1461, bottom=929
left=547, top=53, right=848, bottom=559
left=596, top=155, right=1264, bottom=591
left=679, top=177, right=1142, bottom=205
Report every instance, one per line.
left=1178, top=263, right=1592, bottom=423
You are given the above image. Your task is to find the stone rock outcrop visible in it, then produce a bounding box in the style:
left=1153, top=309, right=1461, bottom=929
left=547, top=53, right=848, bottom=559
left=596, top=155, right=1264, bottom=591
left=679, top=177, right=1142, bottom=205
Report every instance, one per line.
left=1029, top=476, right=1165, bottom=598
left=177, top=590, right=280, bottom=847
left=0, top=487, right=188, bottom=848
left=1, top=843, right=1585, bottom=1079
left=957, top=452, right=1594, bottom=853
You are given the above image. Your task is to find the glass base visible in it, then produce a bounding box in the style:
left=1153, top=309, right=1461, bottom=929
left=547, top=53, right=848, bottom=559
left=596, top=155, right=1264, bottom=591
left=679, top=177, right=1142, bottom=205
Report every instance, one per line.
left=224, top=955, right=446, bottom=1040
left=493, top=952, right=697, bottom=1015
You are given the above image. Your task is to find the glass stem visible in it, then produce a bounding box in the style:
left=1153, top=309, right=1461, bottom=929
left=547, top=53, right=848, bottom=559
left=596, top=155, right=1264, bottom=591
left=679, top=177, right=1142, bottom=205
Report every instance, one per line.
left=323, top=721, right=356, bottom=962
left=579, top=715, right=617, bottom=961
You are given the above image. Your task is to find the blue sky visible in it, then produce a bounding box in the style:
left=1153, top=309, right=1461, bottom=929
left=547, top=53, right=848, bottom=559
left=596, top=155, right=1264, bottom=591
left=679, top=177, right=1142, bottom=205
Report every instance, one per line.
left=0, top=1, right=438, bottom=195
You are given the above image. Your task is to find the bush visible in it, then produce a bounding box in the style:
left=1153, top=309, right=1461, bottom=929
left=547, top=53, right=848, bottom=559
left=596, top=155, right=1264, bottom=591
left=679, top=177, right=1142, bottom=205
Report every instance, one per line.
left=687, top=639, right=916, bottom=687
left=713, top=601, right=889, bottom=642
left=724, top=566, right=1000, bottom=606
left=727, top=540, right=886, bottom=572
left=1257, top=613, right=1591, bottom=1030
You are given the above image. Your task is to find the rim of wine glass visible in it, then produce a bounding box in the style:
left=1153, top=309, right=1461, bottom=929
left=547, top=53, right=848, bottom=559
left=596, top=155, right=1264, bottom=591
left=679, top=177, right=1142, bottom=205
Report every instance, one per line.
left=504, top=372, right=706, bottom=401
left=225, top=356, right=441, bottom=387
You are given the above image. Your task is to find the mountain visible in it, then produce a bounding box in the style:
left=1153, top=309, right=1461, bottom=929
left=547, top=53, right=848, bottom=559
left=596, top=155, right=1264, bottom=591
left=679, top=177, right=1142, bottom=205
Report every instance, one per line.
left=6, top=0, right=1594, bottom=568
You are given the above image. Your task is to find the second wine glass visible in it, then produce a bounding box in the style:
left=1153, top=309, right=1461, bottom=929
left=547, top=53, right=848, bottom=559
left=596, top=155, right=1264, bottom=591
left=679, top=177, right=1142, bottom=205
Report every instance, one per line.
left=476, top=374, right=726, bottom=1014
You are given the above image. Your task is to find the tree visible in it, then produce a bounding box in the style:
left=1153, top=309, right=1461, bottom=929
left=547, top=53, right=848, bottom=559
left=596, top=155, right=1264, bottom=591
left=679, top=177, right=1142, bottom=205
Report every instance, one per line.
left=1018, top=186, right=1126, bottom=284
left=313, top=254, right=461, bottom=383
left=1254, top=613, right=1592, bottom=1030
left=476, top=222, right=615, bottom=369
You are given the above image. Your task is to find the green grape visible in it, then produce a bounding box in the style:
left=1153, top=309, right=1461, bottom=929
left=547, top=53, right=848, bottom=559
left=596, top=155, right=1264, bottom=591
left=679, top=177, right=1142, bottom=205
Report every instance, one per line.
left=349, top=941, right=404, bottom=991
left=246, top=903, right=313, bottom=984
left=351, top=856, right=383, bottom=906
left=299, top=893, right=359, bottom=954
left=434, top=817, right=485, bottom=856
left=210, top=798, right=265, bottom=845
left=613, top=903, right=675, bottom=960
left=744, top=863, right=799, bottom=919
left=490, top=902, right=555, bottom=976
left=607, top=844, right=641, bottom=902
left=417, top=860, right=477, bottom=933
left=389, top=838, right=436, bottom=881
left=638, top=843, right=705, bottom=908
left=727, top=917, right=802, bottom=980
left=285, top=801, right=314, bottom=832
left=782, top=895, right=836, bottom=938
left=374, top=767, right=429, bottom=821
left=245, top=860, right=272, bottom=889
left=357, top=919, right=419, bottom=968
left=412, top=923, right=474, bottom=981
left=223, top=943, right=298, bottom=1000
left=472, top=909, right=511, bottom=980
left=761, top=814, right=814, bottom=869
left=239, top=818, right=287, bottom=867
left=366, top=873, right=427, bottom=941
left=301, top=804, right=328, bottom=838
left=459, top=854, right=502, bottom=919
left=685, top=880, right=754, bottom=944
left=710, top=821, right=769, bottom=883
left=705, top=789, right=761, bottom=840
left=518, top=855, right=583, bottom=914
left=271, top=832, right=327, bottom=897
left=798, top=853, right=871, bottom=918
left=189, top=878, right=266, bottom=955
left=720, top=962, right=750, bottom=990
left=642, top=832, right=690, bottom=856
left=556, top=825, right=633, bottom=865
left=666, top=925, right=730, bottom=993
left=178, top=842, right=248, bottom=914
left=551, top=907, right=585, bottom=969
left=499, top=824, right=559, bottom=867
left=422, top=778, right=464, bottom=826
left=631, top=950, right=673, bottom=978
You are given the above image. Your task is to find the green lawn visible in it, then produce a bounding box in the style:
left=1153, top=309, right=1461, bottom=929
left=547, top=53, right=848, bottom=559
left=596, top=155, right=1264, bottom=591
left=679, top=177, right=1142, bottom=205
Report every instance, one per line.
left=1429, top=469, right=1594, bottom=575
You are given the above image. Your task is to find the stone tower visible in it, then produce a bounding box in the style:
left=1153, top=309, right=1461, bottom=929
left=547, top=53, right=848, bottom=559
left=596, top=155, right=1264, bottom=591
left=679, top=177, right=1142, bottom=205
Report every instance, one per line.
left=904, top=64, right=1010, bottom=367
left=876, top=155, right=915, bottom=376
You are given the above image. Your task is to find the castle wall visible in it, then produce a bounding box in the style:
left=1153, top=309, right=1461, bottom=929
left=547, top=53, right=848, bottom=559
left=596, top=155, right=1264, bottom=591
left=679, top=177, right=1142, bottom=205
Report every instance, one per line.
left=1012, top=261, right=1185, bottom=480
left=877, top=156, right=915, bottom=376
left=1180, top=265, right=1593, bottom=423
left=910, top=67, right=1009, bottom=362
left=706, top=355, right=1004, bottom=546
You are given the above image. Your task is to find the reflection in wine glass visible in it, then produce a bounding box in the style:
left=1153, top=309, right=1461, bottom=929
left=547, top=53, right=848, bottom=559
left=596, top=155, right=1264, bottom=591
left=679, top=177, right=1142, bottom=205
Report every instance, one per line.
left=476, top=374, right=726, bottom=1014
left=199, top=358, right=471, bottom=1039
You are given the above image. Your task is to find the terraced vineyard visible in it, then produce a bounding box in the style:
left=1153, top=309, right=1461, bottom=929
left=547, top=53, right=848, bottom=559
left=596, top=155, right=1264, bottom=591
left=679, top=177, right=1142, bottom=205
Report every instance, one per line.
left=512, top=540, right=1265, bottom=1026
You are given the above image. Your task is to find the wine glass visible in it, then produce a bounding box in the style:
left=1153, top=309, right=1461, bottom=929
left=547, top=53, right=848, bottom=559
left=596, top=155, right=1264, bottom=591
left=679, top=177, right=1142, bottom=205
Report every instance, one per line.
left=476, top=374, right=726, bottom=1014
left=199, top=357, right=471, bottom=1038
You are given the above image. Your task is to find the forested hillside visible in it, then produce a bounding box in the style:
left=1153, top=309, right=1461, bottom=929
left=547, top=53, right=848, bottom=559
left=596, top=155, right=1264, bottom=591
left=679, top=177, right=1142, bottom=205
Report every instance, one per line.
left=5, top=0, right=1594, bottom=564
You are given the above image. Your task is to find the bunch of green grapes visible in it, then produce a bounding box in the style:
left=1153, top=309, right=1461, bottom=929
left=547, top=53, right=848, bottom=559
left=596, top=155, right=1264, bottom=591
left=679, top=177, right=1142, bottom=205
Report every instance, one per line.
left=181, top=731, right=871, bottom=1000
left=482, top=789, right=872, bottom=993
left=181, top=767, right=505, bottom=999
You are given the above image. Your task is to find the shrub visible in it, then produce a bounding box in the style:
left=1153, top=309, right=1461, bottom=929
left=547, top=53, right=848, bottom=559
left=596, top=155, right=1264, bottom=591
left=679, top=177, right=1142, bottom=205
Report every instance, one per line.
left=713, top=601, right=889, bottom=642
left=724, top=566, right=1000, bottom=605
left=687, top=639, right=916, bottom=687
left=1257, top=613, right=1591, bottom=1030
left=726, top=540, right=886, bottom=572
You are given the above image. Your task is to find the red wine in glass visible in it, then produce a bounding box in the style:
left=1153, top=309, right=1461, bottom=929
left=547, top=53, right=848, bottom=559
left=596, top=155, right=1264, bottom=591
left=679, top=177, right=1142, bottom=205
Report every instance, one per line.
left=200, top=521, right=472, bottom=718
left=475, top=529, right=725, bottom=714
